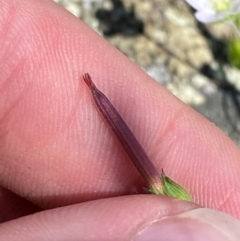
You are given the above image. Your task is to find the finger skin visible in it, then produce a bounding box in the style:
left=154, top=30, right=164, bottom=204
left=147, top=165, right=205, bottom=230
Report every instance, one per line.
left=0, top=186, right=40, bottom=223
left=0, top=195, right=199, bottom=241
left=0, top=0, right=240, bottom=219
left=1, top=196, right=240, bottom=241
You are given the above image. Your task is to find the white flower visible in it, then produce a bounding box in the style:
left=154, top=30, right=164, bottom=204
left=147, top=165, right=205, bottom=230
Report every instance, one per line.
left=185, top=0, right=240, bottom=23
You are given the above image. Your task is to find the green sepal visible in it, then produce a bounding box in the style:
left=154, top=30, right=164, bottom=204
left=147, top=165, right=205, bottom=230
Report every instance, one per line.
left=160, top=169, right=192, bottom=201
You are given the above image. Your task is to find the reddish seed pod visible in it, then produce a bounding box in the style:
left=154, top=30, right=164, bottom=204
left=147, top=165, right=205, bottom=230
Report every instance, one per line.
left=83, top=73, right=163, bottom=195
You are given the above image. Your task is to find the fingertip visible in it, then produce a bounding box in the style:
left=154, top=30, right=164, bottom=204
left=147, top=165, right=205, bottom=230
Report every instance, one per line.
left=134, top=208, right=240, bottom=241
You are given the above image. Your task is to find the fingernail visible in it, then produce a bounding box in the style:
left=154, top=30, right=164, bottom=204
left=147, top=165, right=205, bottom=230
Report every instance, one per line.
left=133, top=208, right=240, bottom=241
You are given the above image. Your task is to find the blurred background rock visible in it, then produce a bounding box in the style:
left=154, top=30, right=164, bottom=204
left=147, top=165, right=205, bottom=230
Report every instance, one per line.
left=54, top=0, right=240, bottom=145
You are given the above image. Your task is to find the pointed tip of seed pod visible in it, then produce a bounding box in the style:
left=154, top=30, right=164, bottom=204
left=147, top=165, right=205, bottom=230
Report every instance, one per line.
left=83, top=73, right=95, bottom=89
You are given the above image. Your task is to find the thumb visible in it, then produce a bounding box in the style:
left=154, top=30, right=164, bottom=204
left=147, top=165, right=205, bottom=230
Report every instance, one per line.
left=134, top=208, right=240, bottom=241
left=1, top=195, right=239, bottom=241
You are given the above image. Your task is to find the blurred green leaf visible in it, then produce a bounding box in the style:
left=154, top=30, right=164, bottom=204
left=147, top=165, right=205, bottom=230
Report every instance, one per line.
left=228, top=38, right=240, bottom=68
